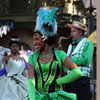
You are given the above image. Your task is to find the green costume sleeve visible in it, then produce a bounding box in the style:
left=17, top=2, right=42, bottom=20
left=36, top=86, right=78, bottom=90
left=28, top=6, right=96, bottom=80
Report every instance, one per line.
left=28, top=54, right=34, bottom=65
left=28, top=51, right=39, bottom=66
left=56, top=67, right=82, bottom=86
left=28, top=78, right=35, bottom=100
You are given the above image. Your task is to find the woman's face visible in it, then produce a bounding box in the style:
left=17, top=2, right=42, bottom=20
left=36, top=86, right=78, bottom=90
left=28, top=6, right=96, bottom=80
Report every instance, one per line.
left=33, top=32, right=45, bottom=51
left=10, top=43, right=19, bottom=54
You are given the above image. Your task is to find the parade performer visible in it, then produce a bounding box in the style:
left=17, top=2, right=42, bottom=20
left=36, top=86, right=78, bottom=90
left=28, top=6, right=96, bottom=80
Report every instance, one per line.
left=0, top=36, right=28, bottom=100
left=26, top=7, right=82, bottom=100
left=65, top=21, right=94, bottom=100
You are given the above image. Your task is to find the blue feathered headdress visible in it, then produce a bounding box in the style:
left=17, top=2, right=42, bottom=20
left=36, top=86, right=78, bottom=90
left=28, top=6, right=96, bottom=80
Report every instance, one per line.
left=35, top=7, right=58, bottom=39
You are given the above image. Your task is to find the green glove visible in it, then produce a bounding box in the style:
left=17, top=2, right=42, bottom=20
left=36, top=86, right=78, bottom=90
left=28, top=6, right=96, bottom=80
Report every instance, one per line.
left=56, top=67, right=82, bottom=86
left=28, top=78, right=35, bottom=100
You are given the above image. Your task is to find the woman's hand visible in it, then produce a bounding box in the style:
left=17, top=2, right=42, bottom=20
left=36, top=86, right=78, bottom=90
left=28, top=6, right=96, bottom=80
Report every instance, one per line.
left=56, top=56, right=82, bottom=85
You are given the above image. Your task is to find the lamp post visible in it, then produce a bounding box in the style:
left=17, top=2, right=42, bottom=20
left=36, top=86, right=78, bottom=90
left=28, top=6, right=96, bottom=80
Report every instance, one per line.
left=82, top=0, right=96, bottom=35
left=88, top=0, right=95, bottom=35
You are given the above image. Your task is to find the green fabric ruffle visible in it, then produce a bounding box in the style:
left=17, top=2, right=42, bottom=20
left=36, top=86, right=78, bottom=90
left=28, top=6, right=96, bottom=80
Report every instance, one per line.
left=25, top=90, right=76, bottom=100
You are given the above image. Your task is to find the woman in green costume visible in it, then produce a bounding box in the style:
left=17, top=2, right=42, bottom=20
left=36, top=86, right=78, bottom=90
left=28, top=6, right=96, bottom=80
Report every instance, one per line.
left=26, top=7, right=82, bottom=100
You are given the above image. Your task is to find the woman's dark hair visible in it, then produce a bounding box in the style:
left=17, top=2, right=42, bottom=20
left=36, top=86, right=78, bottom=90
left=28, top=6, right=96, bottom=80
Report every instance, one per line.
left=9, top=36, right=20, bottom=48
left=33, top=30, right=42, bottom=36
left=45, top=35, right=58, bottom=46
left=33, top=30, right=58, bottom=46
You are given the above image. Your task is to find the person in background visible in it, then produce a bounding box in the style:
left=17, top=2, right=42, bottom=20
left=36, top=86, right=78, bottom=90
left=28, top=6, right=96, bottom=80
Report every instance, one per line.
left=65, top=21, right=94, bottom=100
left=25, top=7, right=82, bottom=100
left=0, top=36, right=28, bottom=100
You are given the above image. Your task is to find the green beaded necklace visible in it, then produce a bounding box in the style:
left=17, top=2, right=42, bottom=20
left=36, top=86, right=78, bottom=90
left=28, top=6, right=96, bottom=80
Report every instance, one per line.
left=40, top=50, right=53, bottom=58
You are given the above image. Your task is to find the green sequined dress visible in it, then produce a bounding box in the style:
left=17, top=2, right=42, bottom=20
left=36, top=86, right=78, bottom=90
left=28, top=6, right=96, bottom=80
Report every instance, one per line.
left=26, top=49, right=77, bottom=100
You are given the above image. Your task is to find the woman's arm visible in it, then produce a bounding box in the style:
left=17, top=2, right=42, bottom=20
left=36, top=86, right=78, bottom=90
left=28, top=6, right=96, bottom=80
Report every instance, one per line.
left=56, top=56, right=82, bottom=85
left=64, top=56, right=77, bottom=70
left=2, top=56, right=9, bottom=66
left=2, top=51, right=9, bottom=65
left=28, top=63, right=35, bottom=100
left=28, top=63, right=35, bottom=78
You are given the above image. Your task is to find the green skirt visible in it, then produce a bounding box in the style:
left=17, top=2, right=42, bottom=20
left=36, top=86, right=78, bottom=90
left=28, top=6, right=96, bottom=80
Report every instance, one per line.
left=25, top=90, right=77, bottom=100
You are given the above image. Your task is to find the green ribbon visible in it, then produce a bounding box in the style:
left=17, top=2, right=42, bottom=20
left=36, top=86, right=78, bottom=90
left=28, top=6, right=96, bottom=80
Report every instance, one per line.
left=72, top=21, right=86, bottom=29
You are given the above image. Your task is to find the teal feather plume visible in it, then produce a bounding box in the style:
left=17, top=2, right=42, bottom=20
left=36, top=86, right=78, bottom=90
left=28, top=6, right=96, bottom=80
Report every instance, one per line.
left=35, top=7, right=58, bottom=37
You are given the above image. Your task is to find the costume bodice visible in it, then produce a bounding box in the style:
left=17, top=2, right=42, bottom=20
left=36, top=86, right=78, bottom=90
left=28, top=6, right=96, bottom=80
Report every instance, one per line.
left=6, top=58, right=25, bottom=75
left=28, top=49, right=68, bottom=95
left=35, top=51, right=61, bottom=95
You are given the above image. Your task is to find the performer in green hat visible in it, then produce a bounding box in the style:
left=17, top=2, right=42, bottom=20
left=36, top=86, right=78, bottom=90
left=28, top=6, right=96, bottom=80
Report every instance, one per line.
left=65, top=21, right=94, bottom=100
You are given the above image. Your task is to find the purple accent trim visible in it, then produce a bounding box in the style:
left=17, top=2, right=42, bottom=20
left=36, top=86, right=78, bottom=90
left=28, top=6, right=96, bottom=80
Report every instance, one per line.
left=0, top=66, right=7, bottom=76
left=22, top=73, right=26, bottom=77
left=45, top=61, right=53, bottom=82
left=48, top=63, right=60, bottom=92
left=38, top=61, right=44, bottom=88
left=38, top=61, right=53, bottom=88
left=73, top=24, right=81, bottom=28
left=35, top=68, right=38, bottom=91
left=38, top=61, right=56, bottom=92
left=25, top=62, right=28, bottom=70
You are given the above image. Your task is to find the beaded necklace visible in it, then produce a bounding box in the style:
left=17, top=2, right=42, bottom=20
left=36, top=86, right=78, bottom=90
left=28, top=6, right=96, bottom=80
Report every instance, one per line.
left=40, top=50, right=53, bottom=58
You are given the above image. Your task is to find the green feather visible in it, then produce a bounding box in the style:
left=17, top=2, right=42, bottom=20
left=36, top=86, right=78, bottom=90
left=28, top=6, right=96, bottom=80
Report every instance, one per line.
left=46, top=7, right=58, bottom=22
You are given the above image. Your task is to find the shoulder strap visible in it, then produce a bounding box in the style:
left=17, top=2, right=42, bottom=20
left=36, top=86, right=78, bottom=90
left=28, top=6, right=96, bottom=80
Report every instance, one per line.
left=54, top=49, right=67, bottom=76
left=54, top=49, right=63, bottom=70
